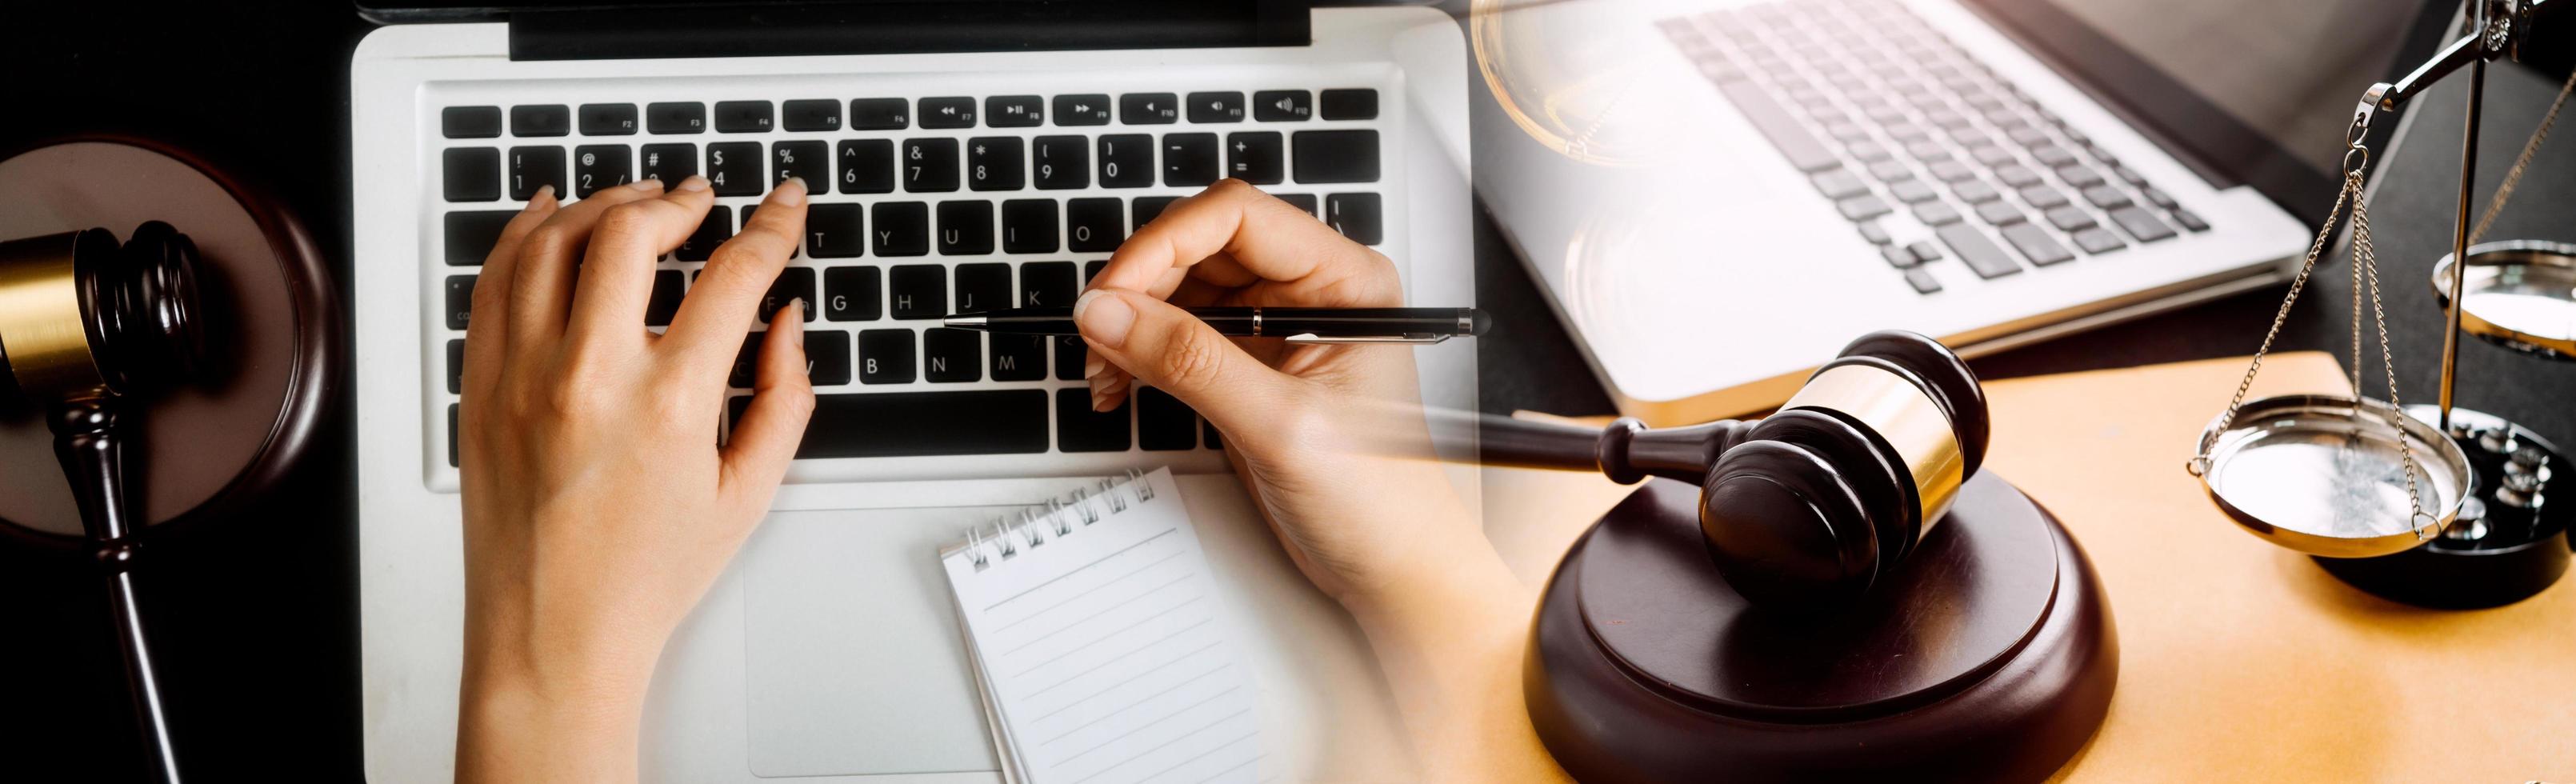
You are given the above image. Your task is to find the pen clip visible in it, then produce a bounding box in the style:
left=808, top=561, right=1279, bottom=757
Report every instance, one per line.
left=1281, top=333, right=1453, bottom=345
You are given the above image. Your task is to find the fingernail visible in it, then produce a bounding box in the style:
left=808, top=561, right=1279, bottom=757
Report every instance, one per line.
left=530, top=184, right=556, bottom=205
left=786, top=298, right=806, bottom=346
left=1072, top=290, right=1134, bottom=350
left=676, top=175, right=710, bottom=193
left=1083, top=354, right=1106, bottom=379
left=629, top=177, right=666, bottom=191
left=771, top=178, right=808, bottom=206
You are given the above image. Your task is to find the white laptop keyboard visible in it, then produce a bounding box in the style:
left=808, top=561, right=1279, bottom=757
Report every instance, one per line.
left=426, top=78, right=1395, bottom=481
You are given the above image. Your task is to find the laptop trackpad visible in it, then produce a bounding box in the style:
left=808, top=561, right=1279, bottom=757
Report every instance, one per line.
left=742, top=509, right=1000, bottom=778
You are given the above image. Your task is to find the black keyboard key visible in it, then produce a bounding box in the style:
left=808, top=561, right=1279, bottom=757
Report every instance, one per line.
left=1120, top=93, right=1178, bottom=124
left=1836, top=194, right=1892, bottom=222
left=806, top=202, right=864, bottom=258
left=1813, top=169, right=1868, bottom=199
left=1935, top=224, right=2022, bottom=279
left=1054, top=336, right=1086, bottom=381
left=824, top=266, right=881, bottom=322
left=1133, top=196, right=1179, bottom=230
left=641, top=142, right=698, bottom=182
left=443, top=148, right=501, bottom=202
left=678, top=206, right=730, bottom=262
left=782, top=99, right=842, bottom=132
left=1057, top=387, right=1131, bottom=452
left=753, top=266, right=816, bottom=322
left=1274, top=193, right=1318, bottom=217
left=920, top=97, right=977, bottom=129
left=1325, top=194, right=1383, bottom=245
left=1053, top=94, right=1112, bottom=126
left=649, top=102, right=707, bottom=134
left=511, top=105, right=570, bottom=137
left=836, top=139, right=895, bottom=194
left=1999, top=222, right=2074, bottom=266
left=923, top=327, right=982, bottom=382
left=1974, top=200, right=2026, bottom=225
left=1162, top=133, right=1220, bottom=186
left=1067, top=198, right=1125, bottom=252
left=903, top=138, right=960, bottom=193
left=444, top=106, right=502, bottom=138
left=850, top=98, right=910, bottom=130
left=858, top=329, right=917, bottom=384
left=1254, top=90, right=1312, bottom=121
left=1138, top=387, right=1198, bottom=450
left=444, top=210, right=514, bottom=265
left=1226, top=131, right=1284, bottom=185
left=2107, top=206, right=2177, bottom=242
left=734, top=389, right=1049, bottom=458
left=986, top=95, right=1044, bottom=127
left=1291, top=130, right=1381, bottom=183
left=714, top=101, right=774, bottom=133
left=771, top=141, right=826, bottom=189
left=890, top=264, right=944, bottom=318
left=1319, top=88, right=1378, bottom=120
left=1903, top=267, right=1942, bottom=294
left=579, top=103, right=638, bottom=136
left=707, top=142, right=762, bottom=196
left=1002, top=198, right=1058, bottom=253
left=1098, top=134, right=1153, bottom=188
left=1890, top=180, right=1938, bottom=203
left=2018, top=185, right=2069, bottom=209
left=2042, top=206, right=2095, bottom=231
left=954, top=262, right=1010, bottom=314
left=573, top=146, right=632, bottom=198
left=448, top=338, right=466, bottom=394
left=1188, top=91, right=1246, bottom=123
left=646, top=270, right=684, bottom=326
left=939, top=201, right=995, bottom=256
left=2071, top=226, right=2126, bottom=254
left=967, top=137, right=1025, bottom=191
left=2080, top=185, right=2130, bottom=210
left=1033, top=135, right=1090, bottom=190
left=991, top=334, right=1048, bottom=381
left=509, top=146, right=566, bottom=201
left=446, top=274, right=477, bottom=330
left=873, top=202, right=930, bottom=257
left=1019, top=261, right=1078, bottom=309
left=2172, top=208, right=2210, bottom=232
left=1711, top=80, right=1839, bottom=173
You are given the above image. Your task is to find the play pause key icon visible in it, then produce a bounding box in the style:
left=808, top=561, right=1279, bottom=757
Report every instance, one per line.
left=1254, top=90, right=1312, bottom=122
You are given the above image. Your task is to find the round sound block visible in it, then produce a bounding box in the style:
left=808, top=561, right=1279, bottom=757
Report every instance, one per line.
left=1526, top=472, right=2117, bottom=782
left=0, top=138, right=335, bottom=544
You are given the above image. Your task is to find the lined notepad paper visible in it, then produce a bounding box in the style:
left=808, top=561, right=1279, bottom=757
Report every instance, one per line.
left=940, top=468, right=1260, bottom=784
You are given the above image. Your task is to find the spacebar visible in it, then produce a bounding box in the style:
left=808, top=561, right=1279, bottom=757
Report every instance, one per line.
left=1714, top=80, right=1840, bottom=173
left=728, top=390, right=1051, bottom=458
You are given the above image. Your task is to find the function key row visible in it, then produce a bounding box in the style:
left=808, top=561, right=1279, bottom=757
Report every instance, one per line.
left=440, top=131, right=1380, bottom=202
left=440, top=90, right=1378, bottom=138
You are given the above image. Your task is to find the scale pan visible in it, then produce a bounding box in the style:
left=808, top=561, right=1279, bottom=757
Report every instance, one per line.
left=2194, top=394, right=2470, bottom=558
left=2430, top=240, right=2576, bottom=361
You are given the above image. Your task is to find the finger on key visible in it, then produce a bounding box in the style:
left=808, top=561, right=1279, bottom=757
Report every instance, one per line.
left=462, top=186, right=559, bottom=394
left=506, top=179, right=670, bottom=355
left=663, top=178, right=809, bottom=367
left=720, top=299, right=814, bottom=502
left=1094, top=179, right=1392, bottom=305
left=566, top=176, right=714, bottom=346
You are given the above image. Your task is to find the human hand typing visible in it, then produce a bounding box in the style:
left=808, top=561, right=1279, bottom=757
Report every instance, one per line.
left=452, top=176, right=815, bottom=782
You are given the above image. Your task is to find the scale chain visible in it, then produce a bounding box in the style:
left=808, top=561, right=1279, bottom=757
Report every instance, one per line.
left=2468, top=68, right=2576, bottom=244
left=2189, top=165, right=2360, bottom=476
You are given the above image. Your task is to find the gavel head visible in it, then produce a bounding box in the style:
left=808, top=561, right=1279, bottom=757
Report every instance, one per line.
left=1598, top=330, right=1988, bottom=608
left=0, top=222, right=206, bottom=406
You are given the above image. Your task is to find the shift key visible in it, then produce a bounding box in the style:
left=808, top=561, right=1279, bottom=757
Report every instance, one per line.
left=1716, top=80, right=1839, bottom=173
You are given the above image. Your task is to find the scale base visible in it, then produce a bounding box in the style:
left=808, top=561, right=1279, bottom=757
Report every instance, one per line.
left=2313, top=406, right=2571, bottom=609
left=1524, top=473, right=2116, bottom=782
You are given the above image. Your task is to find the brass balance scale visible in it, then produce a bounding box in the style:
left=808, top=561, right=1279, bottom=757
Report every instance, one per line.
left=2190, top=0, right=2576, bottom=608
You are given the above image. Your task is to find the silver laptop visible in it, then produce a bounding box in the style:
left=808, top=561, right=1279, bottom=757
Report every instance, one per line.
left=350, top=2, right=1476, bottom=780
left=1474, top=0, right=2441, bottom=422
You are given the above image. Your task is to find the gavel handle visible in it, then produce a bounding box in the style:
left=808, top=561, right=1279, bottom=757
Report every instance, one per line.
left=1422, top=408, right=1754, bottom=485
left=52, top=398, right=183, bottom=784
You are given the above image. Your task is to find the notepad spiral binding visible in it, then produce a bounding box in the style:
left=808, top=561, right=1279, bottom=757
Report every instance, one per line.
left=962, top=468, right=1160, bottom=571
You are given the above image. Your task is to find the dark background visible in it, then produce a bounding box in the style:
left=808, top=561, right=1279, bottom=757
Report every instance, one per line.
left=2, top=2, right=2569, bottom=781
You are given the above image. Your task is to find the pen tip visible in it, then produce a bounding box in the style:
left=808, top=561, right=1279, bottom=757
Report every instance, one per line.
left=944, top=315, right=986, bottom=329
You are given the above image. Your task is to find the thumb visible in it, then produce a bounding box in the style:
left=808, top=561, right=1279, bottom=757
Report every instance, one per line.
left=1074, top=288, right=1297, bottom=438
left=721, top=299, right=814, bottom=497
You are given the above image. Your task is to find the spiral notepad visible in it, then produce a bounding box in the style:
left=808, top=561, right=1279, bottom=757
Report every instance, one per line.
left=939, top=467, right=1259, bottom=784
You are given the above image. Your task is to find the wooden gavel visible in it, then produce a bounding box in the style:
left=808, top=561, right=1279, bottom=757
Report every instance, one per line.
left=1455, top=330, right=1988, bottom=607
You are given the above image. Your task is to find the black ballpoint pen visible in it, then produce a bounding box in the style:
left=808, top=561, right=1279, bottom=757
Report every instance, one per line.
left=942, top=306, right=1490, bottom=343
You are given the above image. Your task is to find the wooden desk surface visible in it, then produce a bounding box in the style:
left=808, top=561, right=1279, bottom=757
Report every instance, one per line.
left=1478, top=352, right=2576, bottom=782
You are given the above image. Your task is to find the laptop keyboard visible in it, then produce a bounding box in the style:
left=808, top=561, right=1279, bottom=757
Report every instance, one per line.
left=1658, top=0, right=2210, bottom=294
left=432, top=86, right=1389, bottom=467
